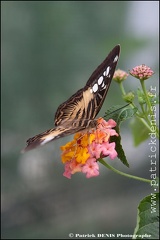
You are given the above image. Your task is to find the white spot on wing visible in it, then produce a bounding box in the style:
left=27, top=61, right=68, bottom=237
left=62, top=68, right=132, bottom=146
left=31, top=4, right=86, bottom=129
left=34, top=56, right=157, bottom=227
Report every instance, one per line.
left=92, top=83, right=98, bottom=93
left=102, top=82, right=105, bottom=88
left=103, top=66, right=111, bottom=77
left=98, top=76, right=103, bottom=85
left=105, top=66, right=110, bottom=76
left=113, top=55, right=119, bottom=63
left=41, top=135, right=54, bottom=145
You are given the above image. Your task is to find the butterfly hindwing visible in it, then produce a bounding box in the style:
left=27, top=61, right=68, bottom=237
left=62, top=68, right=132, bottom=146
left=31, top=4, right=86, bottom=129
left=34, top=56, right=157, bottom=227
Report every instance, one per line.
left=54, top=88, right=85, bottom=126
left=22, top=124, right=84, bottom=152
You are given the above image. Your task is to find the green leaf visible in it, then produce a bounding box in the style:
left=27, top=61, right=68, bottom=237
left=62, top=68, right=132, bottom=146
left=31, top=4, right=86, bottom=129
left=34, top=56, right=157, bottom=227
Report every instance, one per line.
left=133, top=193, right=159, bottom=239
left=104, top=105, right=137, bottom=125
left=130, top=117, right=150, bottom=146
left=110, top=126, right=129, bottom=167
left=104, top=105, right=137, bottom=168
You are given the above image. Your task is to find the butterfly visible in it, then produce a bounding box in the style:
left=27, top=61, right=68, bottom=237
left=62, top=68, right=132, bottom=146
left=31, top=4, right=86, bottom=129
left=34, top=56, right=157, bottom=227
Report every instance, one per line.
left=22, top=45, right=120, bottom=152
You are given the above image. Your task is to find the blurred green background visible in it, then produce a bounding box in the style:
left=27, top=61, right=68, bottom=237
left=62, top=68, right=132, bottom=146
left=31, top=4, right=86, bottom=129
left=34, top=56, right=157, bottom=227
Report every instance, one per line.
left=1, top=1, right=159, bottom=239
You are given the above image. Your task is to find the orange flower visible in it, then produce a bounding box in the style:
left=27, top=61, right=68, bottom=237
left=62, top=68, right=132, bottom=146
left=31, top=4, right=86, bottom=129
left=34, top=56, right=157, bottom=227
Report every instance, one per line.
left=61, top=118, right=118, bottom=179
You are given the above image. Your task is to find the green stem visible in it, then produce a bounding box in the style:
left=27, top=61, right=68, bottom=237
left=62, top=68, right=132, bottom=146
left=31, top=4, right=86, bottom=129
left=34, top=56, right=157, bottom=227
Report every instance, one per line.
left=99, top=158, right=151, bottom=184
left=119, top=82, right=126, bottom=96
left=140, top=80, right=151, bottom=109
left=119, top=82, right=140, bottom=117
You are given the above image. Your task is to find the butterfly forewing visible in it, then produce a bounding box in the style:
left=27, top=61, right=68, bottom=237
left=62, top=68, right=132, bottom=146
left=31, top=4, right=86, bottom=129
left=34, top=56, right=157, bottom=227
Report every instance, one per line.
left=54, top=45, right=120, bottom=126
left=23, top=45, right=120, bottom=152
left=84, top=45, right=120, bottom=119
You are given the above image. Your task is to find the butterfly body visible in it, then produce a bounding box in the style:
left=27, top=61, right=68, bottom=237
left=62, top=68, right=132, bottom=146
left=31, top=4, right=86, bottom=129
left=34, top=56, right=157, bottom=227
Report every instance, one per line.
left=22, top=45, right=120, bottom=152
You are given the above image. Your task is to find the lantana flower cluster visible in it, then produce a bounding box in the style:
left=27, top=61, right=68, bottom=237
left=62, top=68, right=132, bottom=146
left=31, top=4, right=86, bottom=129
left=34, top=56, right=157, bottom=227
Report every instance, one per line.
left=113, top=69, right=129, bottom=83
left=60, top=118, right=118, bottom=179
left=129, top=64, right=154, bottom=80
